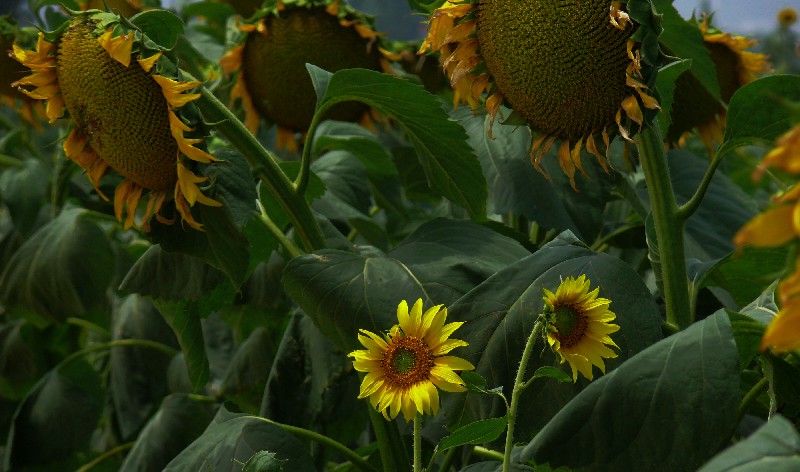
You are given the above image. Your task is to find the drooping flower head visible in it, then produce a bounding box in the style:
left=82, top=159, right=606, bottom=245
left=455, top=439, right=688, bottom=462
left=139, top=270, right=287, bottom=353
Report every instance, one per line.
left=349, top=299, right=474, bottom=421
left=543, top=275, right=619, bottom=382
left=220, top=0, right=396, bottom=152
left=666, top=16, right=770, bottom=153
left=420, top=0, right=662, bottom=189
left=0, top=16, right=46, bottom=125
left=11, top=11, right=221, bottom=231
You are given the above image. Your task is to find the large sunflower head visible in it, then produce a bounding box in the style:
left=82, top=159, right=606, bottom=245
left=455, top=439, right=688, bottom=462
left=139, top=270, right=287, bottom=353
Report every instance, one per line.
left=420, top=0, right=662, bottom=189
left=0, top=16, right=45, bottom=124
left=543, top=275, right=619, bottom=382
left=220, top=0, right=395, bottom=152
left=11, top=11, right=222, bottom=231
left=666, top=16, right=770, bottom=152
left=348, top=299, right=475, bottom=421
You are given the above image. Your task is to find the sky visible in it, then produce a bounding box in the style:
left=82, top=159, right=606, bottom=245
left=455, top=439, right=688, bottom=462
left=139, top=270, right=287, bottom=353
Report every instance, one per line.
left=673, top=0, right=800, bottom=35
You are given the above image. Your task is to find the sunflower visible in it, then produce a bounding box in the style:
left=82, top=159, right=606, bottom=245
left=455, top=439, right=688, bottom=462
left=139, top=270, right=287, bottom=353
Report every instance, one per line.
left=420, top=0, right=661, bottom=189
left=0, top=17, right=46, bottom=125
left=543, top=275, right=619, bottom=382
left=349, top=299, right=474, bottom=421
left=11, top=12, right=221, bottom=231
left=220, top=0, right=395, bottom=152
left=666, top=16, right=770, bottom=153
left=778, top=7, right=798, bottom=29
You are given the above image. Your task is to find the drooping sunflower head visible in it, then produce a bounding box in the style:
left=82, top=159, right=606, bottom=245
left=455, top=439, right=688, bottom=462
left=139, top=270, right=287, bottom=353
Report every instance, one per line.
left=0, top=16, right=45, bottom=124
left=220, top=0, right=395, bottom=152
left=421, top=0, right=662, bottom=189
left=11, top=11, right=221, bottom=231
left=543, top=275, right=620, bottom=382
left=348, top=299, right=475, bottom=421
left=666, top=16, right=771, bottom=152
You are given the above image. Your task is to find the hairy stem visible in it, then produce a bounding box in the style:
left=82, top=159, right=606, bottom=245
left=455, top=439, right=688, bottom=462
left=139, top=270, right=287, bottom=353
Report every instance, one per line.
left=637, top=125, right=692, bottom=329
left=502, top=320, right=543, bottom=472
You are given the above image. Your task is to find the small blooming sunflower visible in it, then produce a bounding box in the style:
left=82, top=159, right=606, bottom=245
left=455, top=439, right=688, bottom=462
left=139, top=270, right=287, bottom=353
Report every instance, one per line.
left=11, top=12, right=221, bottom=231
left=420, top=0, right=662, bottom=189
left=349, top=299, right=475, bottom=421
left=220, top=0, right=396, bottom=152
left=666, top=16, right=770, bottom=153
left=543, top=275, right=620, bottom=382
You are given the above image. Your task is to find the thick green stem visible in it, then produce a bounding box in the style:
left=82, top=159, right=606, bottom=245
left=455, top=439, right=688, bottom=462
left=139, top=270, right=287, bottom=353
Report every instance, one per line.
left=414, top=413, right=422, bottom=472
left=502, top=321, right=543, bottom=472
left=194, top=88, right=326, bottom=252
left=637, top=125, right=692, bottom=329
left=248, top=416, right=378, bottom=472
left=367, top=407, right=399, bottom=472
left=737, top=377, right=769, bottom=421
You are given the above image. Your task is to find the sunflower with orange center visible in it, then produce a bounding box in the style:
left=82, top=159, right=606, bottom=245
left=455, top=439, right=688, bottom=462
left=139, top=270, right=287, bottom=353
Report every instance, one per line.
left=220, top=0, right=397, bottom=153
left=11, top=11, right=221, bottom=231
left=543, top=275, right=619, bottom=382
left=349, top=299, right=474, bottom=421
left=420, top=0, right=662, bottom=189
left=666, top=16, right=770, bottom=153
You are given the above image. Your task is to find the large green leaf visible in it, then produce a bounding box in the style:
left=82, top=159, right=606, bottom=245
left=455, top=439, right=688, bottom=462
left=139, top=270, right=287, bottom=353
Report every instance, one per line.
left=152, top=300, right=209, bottom=392
left=521, top=311, right=739, bottom=471
left=120, top=244, right=226, bottom=302
left=311, top=121, right=405, bottom=217
left=120, top=394, right=215, bottom=472
left=0, top=208, right=114, bottom=325
left=219, top=327, right=277, bottom=414
left=111, top=295, right=179, bottom=439
left=310, top=150, right=373, bottom=222
left=4, top=359, right=104, bottom=470
left=0, top=159, right=49, bottom=237
left=701, top=246, right=788, bottom=308
left=163, top=406, right=315, bottom=471
left=455, top=108, right=613, bottom=242
left=653, top=0, right=721, bottom=101
left=130, top=10, right=184, bottom=50
left=718, top=75, right=800, bottom=159
left=448, top=233, right=662, bottom=438
left=260, top=314, right=365, bottom=450
left=282, top=218, right=529, bottom=351
left=643, top=150, right=758, bottom=261
left=698, top=415, right=800, bottom=471
left=307, top=65, right=487, bottom=219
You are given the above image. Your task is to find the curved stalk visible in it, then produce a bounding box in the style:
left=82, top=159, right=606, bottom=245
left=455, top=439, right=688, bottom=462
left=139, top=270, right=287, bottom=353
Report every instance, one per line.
left=676, top=150, right=725, bottom=222
left=247, top=416, right=378, bottom=472
left=367, top=407, right=400, bottom=472
left=194, top=88, right=326, bottom=252
left=637, top=125, right=692, bottom=329
left=502, top=320, right=543, bottom=472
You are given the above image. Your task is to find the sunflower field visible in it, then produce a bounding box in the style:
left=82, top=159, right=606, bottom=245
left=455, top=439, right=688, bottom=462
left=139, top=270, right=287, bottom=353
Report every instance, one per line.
left=1, top=0, right=800, bottom=470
